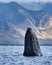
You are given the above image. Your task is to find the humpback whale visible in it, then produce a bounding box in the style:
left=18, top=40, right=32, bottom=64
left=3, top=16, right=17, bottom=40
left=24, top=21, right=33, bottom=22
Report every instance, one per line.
left=23, top=28, right=42, bottom=56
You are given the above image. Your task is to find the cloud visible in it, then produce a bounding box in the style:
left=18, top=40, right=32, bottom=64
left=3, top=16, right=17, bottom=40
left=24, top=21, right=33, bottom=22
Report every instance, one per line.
left=0, top=0, right=52, bottom=3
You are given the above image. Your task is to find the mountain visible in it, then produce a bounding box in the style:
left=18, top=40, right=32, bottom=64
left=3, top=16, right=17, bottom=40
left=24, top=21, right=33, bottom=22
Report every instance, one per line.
left=20, top=2, right=45, bottom=10
left=0, top=2, right=46, bottom=26
left=21, top=2, right=52, bottom=16
left=0, top=2, right=52, bottom=45
left=44, top=3, right=52, bottom=16
left=38, top=15, right=52, bottom=39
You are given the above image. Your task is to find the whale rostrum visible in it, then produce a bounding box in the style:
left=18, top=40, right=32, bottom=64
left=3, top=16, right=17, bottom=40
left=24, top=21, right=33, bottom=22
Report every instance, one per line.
left=23, top=28, right=42, bottom=56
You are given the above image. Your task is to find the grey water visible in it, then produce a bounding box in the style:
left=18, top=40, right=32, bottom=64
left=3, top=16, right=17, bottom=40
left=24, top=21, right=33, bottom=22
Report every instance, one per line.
left=0, top=46, right=52, bottom=65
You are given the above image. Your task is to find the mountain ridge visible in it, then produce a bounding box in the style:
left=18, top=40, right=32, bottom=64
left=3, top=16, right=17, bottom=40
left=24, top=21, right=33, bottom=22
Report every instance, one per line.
left=0, top=2, right=52, bottom=45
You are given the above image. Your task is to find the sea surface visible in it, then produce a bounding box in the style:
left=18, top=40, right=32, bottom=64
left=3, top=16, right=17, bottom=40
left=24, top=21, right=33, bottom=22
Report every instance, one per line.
left=0, top=46, right=52, bottom=65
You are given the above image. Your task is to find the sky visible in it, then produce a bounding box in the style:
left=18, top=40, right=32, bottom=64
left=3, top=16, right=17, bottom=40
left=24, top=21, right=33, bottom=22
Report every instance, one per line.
left=0, top=0, right=52, bottom=3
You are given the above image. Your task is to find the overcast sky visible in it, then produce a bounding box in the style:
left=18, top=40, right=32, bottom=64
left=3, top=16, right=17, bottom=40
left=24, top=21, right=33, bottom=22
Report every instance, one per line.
left=0, top=0, right=52, bottom=3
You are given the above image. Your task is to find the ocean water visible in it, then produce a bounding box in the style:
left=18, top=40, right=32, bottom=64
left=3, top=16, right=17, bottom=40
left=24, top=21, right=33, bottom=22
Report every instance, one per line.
left=0, top=46, right=52, bottom=65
